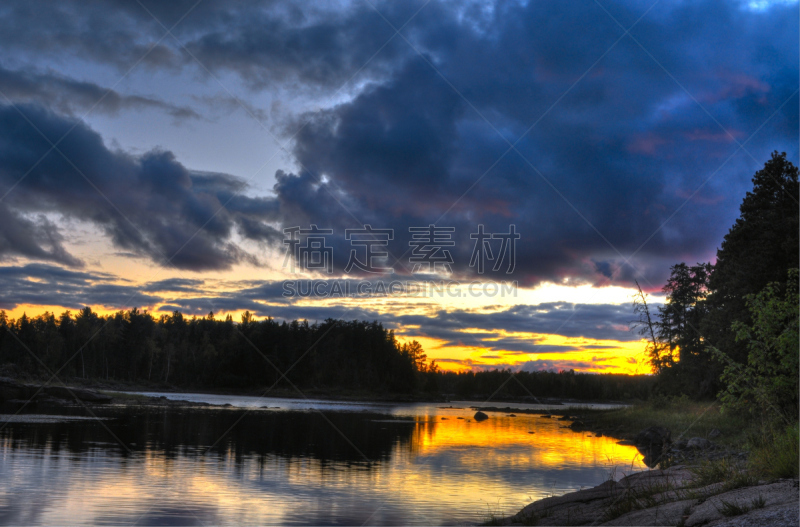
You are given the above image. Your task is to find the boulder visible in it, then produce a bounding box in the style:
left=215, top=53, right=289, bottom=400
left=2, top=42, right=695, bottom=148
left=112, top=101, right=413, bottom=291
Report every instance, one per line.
left=634, top=426, right=671, bottom=447
left=672, top=439, right=688, bottom=451
left=473, top=411, right=488, bottom=421
left=686, top=437, right=712, bottom=450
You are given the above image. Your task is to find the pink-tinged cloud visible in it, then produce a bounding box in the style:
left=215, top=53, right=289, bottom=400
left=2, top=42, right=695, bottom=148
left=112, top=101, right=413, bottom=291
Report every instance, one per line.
left=700, top=71, right=771, bottom=105
left=675, top=188, right=726, bottom=205
left=685, top=128, right=745, bottom=143
left=627, top=134, right=671, bottom=155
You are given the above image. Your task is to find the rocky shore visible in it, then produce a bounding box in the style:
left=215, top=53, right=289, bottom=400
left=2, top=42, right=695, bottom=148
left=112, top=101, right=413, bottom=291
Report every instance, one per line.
left=0, top=376, right=208, bottom=410
left=466, top=407, right=799, bottom=526
left=498, top=465, right=799, bottom=526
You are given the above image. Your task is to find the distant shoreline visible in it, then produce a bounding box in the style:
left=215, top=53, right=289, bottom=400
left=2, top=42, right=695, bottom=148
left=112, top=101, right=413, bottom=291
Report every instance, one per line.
left=0, top=372, right=639, bottom=408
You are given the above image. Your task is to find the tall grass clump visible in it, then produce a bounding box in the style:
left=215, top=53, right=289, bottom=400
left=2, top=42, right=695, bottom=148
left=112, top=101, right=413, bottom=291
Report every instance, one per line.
left=748, top=423, right=799, bottom=479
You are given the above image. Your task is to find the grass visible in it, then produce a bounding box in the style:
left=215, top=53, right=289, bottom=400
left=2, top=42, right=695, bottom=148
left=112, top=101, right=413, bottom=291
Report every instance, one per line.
left=482, top=514, right=504, bottom=526
left=569, top=397, right=798, bottom=481
left=511, top=510, right=548, bottom=526
left=715, top=494, right=766, bottom=518
left=716, top=499, right=751, bottom=517
left=689, top=457, right=758, bottom=491
left=747, top=423, right=799, bottom=479
left=600, top=475, right=682, bottom=522
left=481, top=502, right=507, bottom=526
left=750, top=494, right=767, bottom=509
left=573, top=396, right=749, bottom=447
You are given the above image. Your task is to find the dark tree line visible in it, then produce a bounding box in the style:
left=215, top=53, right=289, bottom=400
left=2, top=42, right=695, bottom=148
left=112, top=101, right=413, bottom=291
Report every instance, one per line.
left=434, top=369, right=653, bottom=401
left=634, top=152, right=799, bottom=408
left=0, top=302, right=653, bottom=399
left=0, top=310, right=418, bottom=393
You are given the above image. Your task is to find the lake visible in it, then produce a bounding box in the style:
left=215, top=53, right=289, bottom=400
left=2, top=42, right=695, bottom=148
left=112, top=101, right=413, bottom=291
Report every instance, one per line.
left=0, top=393, right=646, bottom=525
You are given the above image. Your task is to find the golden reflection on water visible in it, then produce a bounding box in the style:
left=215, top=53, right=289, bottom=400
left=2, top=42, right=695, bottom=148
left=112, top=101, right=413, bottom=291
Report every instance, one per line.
left=411, top=413, right=643, bottom=470
left=0, top=411, right=646, bottom=525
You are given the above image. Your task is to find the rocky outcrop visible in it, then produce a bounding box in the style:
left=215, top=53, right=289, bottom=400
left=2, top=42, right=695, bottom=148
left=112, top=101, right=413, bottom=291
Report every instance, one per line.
left=504, top=467, right=692, bottom=525
left=502, top=466, right=799, bottom=526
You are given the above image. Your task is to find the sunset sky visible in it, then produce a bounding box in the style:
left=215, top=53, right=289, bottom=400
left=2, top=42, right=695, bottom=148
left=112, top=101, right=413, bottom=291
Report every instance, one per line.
left=0, top=0, right=797, bottom=373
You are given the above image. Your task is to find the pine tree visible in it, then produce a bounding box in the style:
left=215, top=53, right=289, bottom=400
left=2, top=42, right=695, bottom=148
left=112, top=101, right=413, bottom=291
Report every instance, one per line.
left=704, top=152, right=799, bottom=365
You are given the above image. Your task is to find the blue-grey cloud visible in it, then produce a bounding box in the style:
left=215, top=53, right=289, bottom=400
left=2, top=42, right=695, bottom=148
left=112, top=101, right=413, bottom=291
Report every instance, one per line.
left=0, top=64, right=200, bottom=119
left=0, top=264, right=160, bottom=311
left=395, top=302, right=640, bottom=342
left=0, top=0, right=796, bottom=291
left=0, top=104, right=280, bottom=270
left=272, top=0, right=798, bottom=287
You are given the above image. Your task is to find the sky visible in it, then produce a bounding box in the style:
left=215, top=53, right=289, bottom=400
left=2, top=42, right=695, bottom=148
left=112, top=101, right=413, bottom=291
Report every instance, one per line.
left=0, top=0, right=797, bottom=374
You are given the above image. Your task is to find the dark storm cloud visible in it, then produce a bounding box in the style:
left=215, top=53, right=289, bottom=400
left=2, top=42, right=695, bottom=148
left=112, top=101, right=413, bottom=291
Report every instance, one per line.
left=0, top=264, right=160, bottom=310
left=0, top=206, right=83, bottom=267
left=0, top=0, right=796, bottom=288
left=0, top=1, right=182, bottom=70
left=0, top=0, right=414, bottom=89
left=394, top=302, right=639, bottom=342
left=0, top=64, right=200, bottom=119
left=0, top=104, right=279, bottom=270
left=272, top=0, right=798, bottom=288
left=142, top=278, right=206, bottom=293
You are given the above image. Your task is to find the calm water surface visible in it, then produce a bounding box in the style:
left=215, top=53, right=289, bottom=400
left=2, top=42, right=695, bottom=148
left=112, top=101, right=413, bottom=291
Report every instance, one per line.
left=0, top=393, right=646, bottom=525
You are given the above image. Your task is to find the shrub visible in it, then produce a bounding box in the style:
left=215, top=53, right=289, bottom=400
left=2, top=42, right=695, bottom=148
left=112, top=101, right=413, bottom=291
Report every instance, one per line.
left=710, top=269, right=799, bottom=421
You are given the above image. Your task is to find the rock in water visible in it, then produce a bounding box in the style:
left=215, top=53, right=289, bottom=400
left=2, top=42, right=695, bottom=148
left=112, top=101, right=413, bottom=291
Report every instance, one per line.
left=687, top=437, right=712, bottom=450
left=474, top=411, right=489, bottom=421
left=634, top=426, right=671, bottom=447
left=634, top=426, right=672, bottom=468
